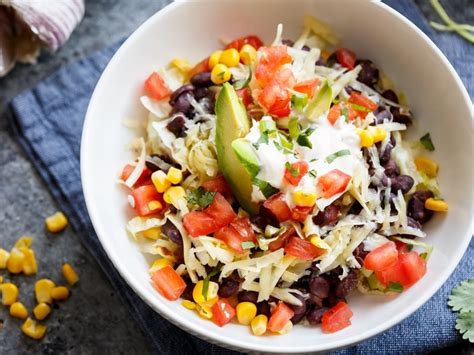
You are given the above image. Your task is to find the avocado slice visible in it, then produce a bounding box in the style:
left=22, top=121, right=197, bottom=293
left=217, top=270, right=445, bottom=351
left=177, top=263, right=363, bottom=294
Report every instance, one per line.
left=305, top=80, right=332, bottom=120
left=215, top=83, right=259, bottom=214
left=231, top=138, right=260, bottom=178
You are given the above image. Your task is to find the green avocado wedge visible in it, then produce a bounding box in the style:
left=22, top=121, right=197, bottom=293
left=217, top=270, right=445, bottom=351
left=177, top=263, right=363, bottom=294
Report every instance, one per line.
left=232, top=138, right=260, bottom=178
left=215, top=83, right=259, bottom=214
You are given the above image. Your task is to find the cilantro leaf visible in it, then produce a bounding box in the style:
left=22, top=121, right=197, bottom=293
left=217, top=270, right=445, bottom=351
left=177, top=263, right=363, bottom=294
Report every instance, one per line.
left=252, top=177, right=278, bottom=198
left=288, top=117, right=300, bottom=139
left=186, top=187, right=216, bottom=208
left=449, top=279, right=474, bottom=313
left=420, top=133, right=435, bottom=151
left=285, top=162, right=299, bottom=177
left=387, top=282, right=404, bottom=293
left=309, top=170, right=317, bottom=178
left=202, top=267, right=221, bottom=300
left=456, top=312, right=474, bottom=342
left=326, top=149, right=351, bottom=164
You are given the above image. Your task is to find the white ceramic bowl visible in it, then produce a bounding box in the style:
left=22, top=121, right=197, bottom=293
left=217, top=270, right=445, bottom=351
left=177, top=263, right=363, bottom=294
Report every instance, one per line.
left=81, top=0, right=473, bottom=352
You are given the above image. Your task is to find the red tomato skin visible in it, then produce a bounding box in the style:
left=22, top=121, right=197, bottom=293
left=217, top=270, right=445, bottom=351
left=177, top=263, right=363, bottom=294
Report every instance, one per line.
left=327, top=104, right=342, bottom=125
left=284, top=237, right=325, bottom=260
left=121, top=165, right=152, bottom=187
left=293, top=78, right=320, bottom=97
left=215, top=225, right=244, bottom=253
left=204, top=193, right=237, bottom=228
left=348, top=92, right=378, bottom=119
left=322, top=301, right=353, bottom=333
left=394, top=240, right=410, bottom=254
left=226, top=35, right=264, bottom=51
left=364, top=242, right=398, bottom=272
left=268, top=226, right=296, bottom=251
left=284, top=160, right=309, bottom=186
left=212, top=299, right=236, bottom=327
left=399, top=251, right=427, bottom=285
left=291, top=206, right=313, bottom=222
left=267, top=303, right=295, bottom=332
left=188, top=58, right=209, bottom=78
left=268, top=98, right=291, bottom=118
left=131, top=185, right=165, bottom=217
left=317, top=169, right=352, bottom=199
left=236, top=88, right=252, bottom=108
left=375, top=260, right=410, bottom=287
left=202, top=176, right=232, bottom=197
left=255, top=46, right=293, bottom=86
left=230, top=217, right=256, bottom=242
left=263, top=193, right=292, bottom=222
left=151, top=265, right=187, bottom=301
left=183, top=211, right=219, bottom=237
left=144, top=72, right=172, bottom=100
left=335, top=48, right=356, bottom=70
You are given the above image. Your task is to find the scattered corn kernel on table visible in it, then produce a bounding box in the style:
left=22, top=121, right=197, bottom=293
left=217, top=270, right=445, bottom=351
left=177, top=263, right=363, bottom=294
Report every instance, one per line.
left=0, top=0, right=470, bottom=353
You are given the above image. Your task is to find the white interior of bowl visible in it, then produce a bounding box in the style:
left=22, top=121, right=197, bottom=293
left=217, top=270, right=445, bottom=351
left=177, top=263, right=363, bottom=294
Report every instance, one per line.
left=81, top=0, right=473, bottom=352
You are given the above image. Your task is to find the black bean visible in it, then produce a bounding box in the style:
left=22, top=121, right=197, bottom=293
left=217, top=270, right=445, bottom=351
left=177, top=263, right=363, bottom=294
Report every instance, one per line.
left=345, top=86, right=357, bottom=95
left=302, top=45, right=310, bottom=51
left=256, top=205, right=280, bottom=227
left=382, top=89, right=399, bottom=104
left=307, top=294, right=323, bottom=308
left=334, top=270, right=358, bottom=299
left=383, top=159, right=400, bottom=178
left=407, top=190, right=434, bottom=224
left=237, top=290, right=258, bottom=304
left=161, top=221, right=182, bottom=246
left=379, top=135, right=396, bottom=164
left=218, top=278, right=241, bottom=298
left=257, top=302, right=271, bottom=317
left=190, top=71, right=212, bottom=87
left=306, top=306, right=328, bottom=325
left=316, top=57, right=327, bottom=66
left=181, top=277, right=194, bottom=301
left=282, top=39, right=294, bottom=46
left=193, top=87, right=209, bottom=100
left=326, top=291, right=344, bottom=307
left=171, top=92, right=193, bottom=115
left=356, top=59, right=379, bottom=87
left=290, top=294, right=307, bottom=324
left=170, top=84, right=194, bottom=106
left=327, top=52, right=337, bottom=67
left=373, top=106, right=392, bottom=125
left=166, top=114, right=187, bottom=138
left=390, top=175, right=415, bottom=194
left=348, top=201, right=363, bottom=215
left=309, top=276, right=330, bottom=299
left=390, top=107, right=412, bottom=125
left=312, top=204, right=339, bottom=227
left=353, top=243, right=368, bottom=265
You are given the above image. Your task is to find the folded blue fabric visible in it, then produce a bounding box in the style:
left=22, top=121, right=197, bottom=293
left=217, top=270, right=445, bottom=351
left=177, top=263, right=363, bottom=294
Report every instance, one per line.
left=7, top=0, right=473, bottom=353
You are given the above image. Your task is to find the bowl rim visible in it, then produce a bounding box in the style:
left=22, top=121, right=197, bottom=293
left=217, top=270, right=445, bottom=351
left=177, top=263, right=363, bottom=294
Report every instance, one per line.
left=81, top=0, right=473, bottom=352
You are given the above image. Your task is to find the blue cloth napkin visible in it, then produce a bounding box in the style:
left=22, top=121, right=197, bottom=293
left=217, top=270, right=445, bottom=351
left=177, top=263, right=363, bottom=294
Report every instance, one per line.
left=7, top=0, right=473, bottom=353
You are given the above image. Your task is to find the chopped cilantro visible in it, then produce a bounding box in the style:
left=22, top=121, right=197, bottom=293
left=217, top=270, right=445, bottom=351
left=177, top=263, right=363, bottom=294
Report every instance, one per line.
left=340, top=106, right=349, bottom=121
left=288, top=117, right=301, bottom=140
left=186, top=187, right=216, bottom=208
left=202, top=267, right=221, bottom=300
left=326, top=149, right=351, bottom=164
left=279, top=134, right=294, bottom=150
left=273, top=141, right=293, bottom=154
left=387, top=282, right=404, bottom=293
left=289, top=89, right=308, bottom=112
left=420, top=133, right=435, bottom=151
left=285, top=162, right=299, bottom=177
left=252, top=177, right=278, bottom=198
left=350, top=103, right=372, bottom=112
left=309, top=170, right=317, bottom=178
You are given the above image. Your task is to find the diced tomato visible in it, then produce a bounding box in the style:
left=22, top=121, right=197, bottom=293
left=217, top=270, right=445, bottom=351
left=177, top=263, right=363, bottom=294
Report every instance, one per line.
left=399, top=251, right=427, bottom=286
left=268, top=98, right=291, bottom=118
left=230, top=217, right=256, bottom=242
left=364, top=242, right=398, bottom=272
left=293, top=79, right=320, bottom=98
left=258, top=68, right=295, bottom=118
left=262, top=193, right=292, bottom=222
left=236, top=88, right=252, bottom=108
left=291, top=206, right=313, bottom=222
left=183, top=211, right=219, bottom=237
left=284, top=237, right=325, bottom=261
left=327, top=104, right=342, bottom=125
left=321, top=301, right=353, bottom=333
left=212, top=299, right=236, bottom=327
left=284, top=160, right=309, bottom=186
left=268, top=226, right=296, bottom=251
left=144, top=72, right=172, bottom=100
left=120, top=164, right=152, bottom=187
left=151, top=265, right=187, bottom=301
left=215, top=217, right=255, bottom=254
left=268, top=302, right=295, bottom=332
left=394, top=240, right=410, bottom=254
left=202, top=176, right=232, bottom=197
left=226, top=35, right=264, bottom=51
left=335, top=48, right=356, bottom=70
left=188, top=58, right=209, bottom=78
left=255, top=46, right=293, bottom=86
left=131, top=185, right=165, bottom=217
left=204, top=193, right=236, bottom=228
left=317, top=169, right=351, bottom=199
left=348, top=91, right=378, bottom=119
left=375, top=260, right=410, bottom=287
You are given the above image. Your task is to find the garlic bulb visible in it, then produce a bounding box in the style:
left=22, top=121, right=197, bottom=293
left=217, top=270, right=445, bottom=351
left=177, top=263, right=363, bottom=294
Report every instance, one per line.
left=0, top=0, right=85, bottom=76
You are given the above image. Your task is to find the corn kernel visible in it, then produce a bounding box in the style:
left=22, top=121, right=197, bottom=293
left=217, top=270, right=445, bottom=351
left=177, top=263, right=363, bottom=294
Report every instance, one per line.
left=293, top=190, right=317, bottom=207
left=321, top=49, right=330, bottom=60
left=7, top=248, right=24, bottom=274
left=166, top=167, right=183, bottom=185
left=211, top=64, right=231, bottom=85
left=21, top=318, right=47, bottom=340
left=62, top=264, right=79, bottom=286
left=425, top=198, right=448, bottom=212
left=33, top=303, right=51, bottom=321
left=182, top=300, right=196, bottom=310
left=219, top=48, right=240, bottom=67
left=368, top=126, right=387, bottom=143
left=170, top=58, right=192, bottom=75
left=239, top=44, right=257, bottom=65
left=21, top=248, right=37, bottom=276
left=197, top=304, right=213, bottom=319
left=208, top=50, right=223, bottom=70
left=415, top=156, right=439, bottom=178
left=0, top=276, right=3, bottom=284
left=51, top=286, right=70, bottom=301
left=148, top=200, right=163, bottom=212
left=236, top=302, right=257, bottom=325
left=142, top=227, right=161, bottom=240
left=35, top=279, right=55, bottom=304
left=163, top=186, right=186, bottom=208
left=14, top=236, right=33, bottom=249
left=1, top=283, right=19, bottom=306
left=151, top=170, right=171, bottom=193
left=10, top=302, right=28, bottom=319
left=45, top=212, right=68, bottom=233
left=250, top=314, right=268, bottom=336
left=192, top=280, right=219, bottom=307
left=149, top=258, right=173, bottom=274
left=310, top=236, right=330, bottom=250
left=356, top=128, right=375, bottom=148
left=0, top=248, right=10, bottom=269
left=277, top=320, right=293, bottom=335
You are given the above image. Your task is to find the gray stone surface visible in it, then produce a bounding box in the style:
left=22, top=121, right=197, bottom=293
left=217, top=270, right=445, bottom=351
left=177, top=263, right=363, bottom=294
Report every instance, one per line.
left=0, top=0, right=471, bottom=354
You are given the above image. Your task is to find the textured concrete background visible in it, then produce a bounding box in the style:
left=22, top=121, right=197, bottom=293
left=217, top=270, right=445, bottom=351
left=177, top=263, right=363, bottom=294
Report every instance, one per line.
left=0, top=0, right=471, bottom=354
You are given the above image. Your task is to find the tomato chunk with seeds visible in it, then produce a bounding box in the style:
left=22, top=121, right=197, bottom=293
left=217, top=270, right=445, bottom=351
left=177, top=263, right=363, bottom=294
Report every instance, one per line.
left=183, top=211, right=219, bottom=237
left=151, top=265, right=186, bottom=301
left=284, top=160, right=309, bottom=186
left=317, top=169, right=351, bottom=199
left=204, top=193, right=236, bottom=228
left=226, top=35, right=264, bottom=51
left=322, top=301, right=353, bottom=333
left=268, top=226, right=296, bottom=251
left=364, top=241, right=398, bottom=272
left=399, top=251, right=427, bottom=285
left=284, top=237, right=325, bottom=260
left=293, top=78, right=319, bottom=98
left=255, top=46, right=293, bottom=86
left=263, top=193, right=292, bottom=222
left=202, top=176, right=232, bottom=197
left=212, top=299, right=236, bottom=327
left=131, top=185, right=165, bottom=217
left=144, top=72, right=171, bottom=100
left=267, top=302, right=294, bottom=332
left=335, top=48, right=356, bottom=70
left=291, top=206, right=313, bottom=222
left=216, top=217, right=255, bottom=253
left=348, top=91, right=378, bottom=118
